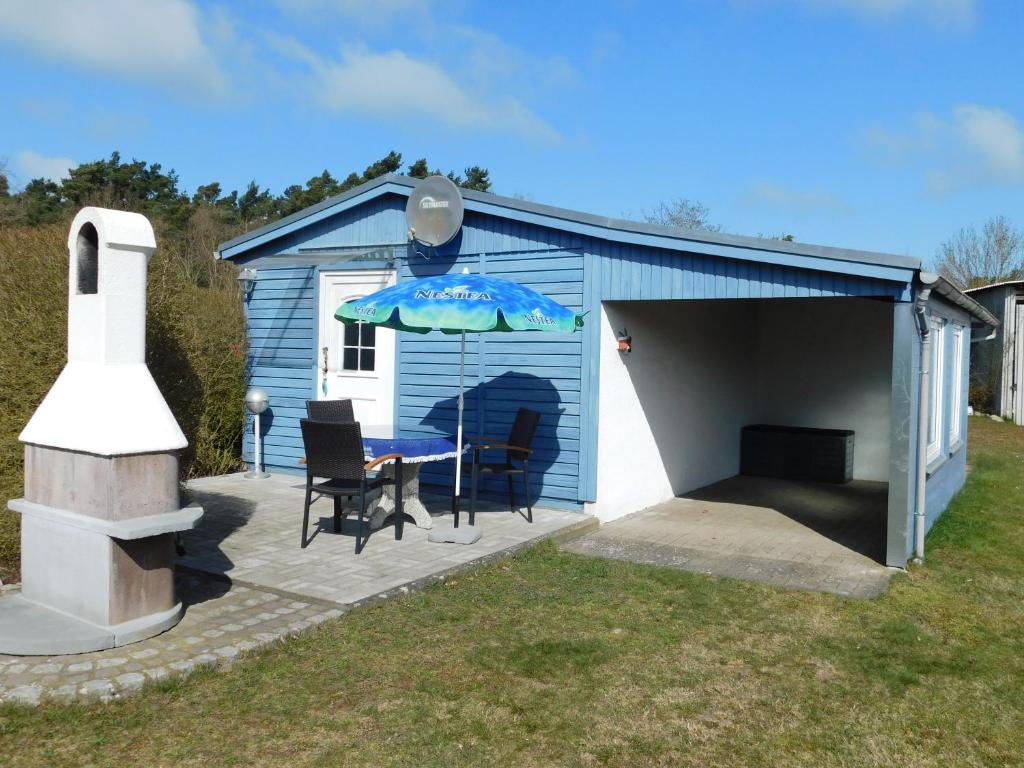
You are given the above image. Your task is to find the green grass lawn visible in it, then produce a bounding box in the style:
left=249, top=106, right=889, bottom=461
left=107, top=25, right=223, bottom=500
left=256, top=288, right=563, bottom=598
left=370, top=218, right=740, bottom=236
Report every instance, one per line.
left=2, top=417, right=1022, bottom=767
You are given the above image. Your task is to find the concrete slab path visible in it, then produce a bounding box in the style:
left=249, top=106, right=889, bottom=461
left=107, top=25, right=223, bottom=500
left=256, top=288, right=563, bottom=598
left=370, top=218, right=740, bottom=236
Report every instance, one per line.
left=563, top=476, right=894, bottom=599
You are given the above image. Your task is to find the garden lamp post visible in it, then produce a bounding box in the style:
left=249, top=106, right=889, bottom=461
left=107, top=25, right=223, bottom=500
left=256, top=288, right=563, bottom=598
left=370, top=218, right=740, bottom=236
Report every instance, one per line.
left=245, top=387, right=270, bottom=479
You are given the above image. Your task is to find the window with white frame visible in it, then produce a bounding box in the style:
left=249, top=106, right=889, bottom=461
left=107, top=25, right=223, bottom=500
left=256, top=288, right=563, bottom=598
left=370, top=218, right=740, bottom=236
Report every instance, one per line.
left=926, top=318, right=945, bottom=464
left=949, top=324, right=965, bottom=447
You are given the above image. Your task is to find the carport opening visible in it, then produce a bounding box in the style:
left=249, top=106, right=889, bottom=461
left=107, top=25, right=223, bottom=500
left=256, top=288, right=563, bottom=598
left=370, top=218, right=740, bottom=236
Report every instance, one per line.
left=595, top=296, right=893, bottom=565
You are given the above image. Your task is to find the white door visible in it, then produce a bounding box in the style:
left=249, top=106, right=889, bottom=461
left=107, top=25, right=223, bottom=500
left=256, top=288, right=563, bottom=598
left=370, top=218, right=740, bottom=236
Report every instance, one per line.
left=317, top=270, right=397, bottom=425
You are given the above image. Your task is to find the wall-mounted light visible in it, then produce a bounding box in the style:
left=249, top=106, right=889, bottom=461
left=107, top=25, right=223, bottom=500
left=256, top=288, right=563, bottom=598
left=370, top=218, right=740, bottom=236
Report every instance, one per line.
left=237, top=267, right=257, bottom=299
left=616, top=328, right=632, bottom=354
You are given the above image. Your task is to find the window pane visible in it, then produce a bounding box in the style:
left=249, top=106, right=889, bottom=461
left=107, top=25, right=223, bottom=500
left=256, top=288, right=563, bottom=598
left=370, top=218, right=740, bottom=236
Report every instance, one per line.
left=360, top=323, right=376, bottom=347
left=360, top=349, right=376, bottom=371
left=927, top=322, right=944, bottom=460
left=342, top=348, right=359, bottom=370
left=343, top=323, right=359, bottom=347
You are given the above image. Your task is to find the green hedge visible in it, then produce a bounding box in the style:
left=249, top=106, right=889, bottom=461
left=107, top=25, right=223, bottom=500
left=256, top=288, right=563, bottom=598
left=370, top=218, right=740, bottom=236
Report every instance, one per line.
left=0, top=223, right=246, bottom=582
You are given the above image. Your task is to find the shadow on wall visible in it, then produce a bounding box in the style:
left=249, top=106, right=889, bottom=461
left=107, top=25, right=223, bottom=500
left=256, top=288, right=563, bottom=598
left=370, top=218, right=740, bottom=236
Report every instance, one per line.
left=405, top=235, right=466, bottom=278
left=753, top=297, right=894, bottom=482
left=416, top=371, right=564, bottom=506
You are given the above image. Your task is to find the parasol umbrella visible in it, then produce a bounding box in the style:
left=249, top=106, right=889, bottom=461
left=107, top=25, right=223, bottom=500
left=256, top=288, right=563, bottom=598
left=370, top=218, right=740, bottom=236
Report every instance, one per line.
left=335, top=270, right=584, bottom=521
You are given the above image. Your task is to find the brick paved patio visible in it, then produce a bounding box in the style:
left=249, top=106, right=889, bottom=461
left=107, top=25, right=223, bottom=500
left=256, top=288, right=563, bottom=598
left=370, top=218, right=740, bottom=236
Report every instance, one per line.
left=0, top=472, right=593, bottom=706
left=180, top=472, right=591, bottom=606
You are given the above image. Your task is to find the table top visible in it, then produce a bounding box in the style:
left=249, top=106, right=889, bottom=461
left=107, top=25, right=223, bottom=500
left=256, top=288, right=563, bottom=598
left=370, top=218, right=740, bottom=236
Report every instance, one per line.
left=361, top=425, right=469, bottom=464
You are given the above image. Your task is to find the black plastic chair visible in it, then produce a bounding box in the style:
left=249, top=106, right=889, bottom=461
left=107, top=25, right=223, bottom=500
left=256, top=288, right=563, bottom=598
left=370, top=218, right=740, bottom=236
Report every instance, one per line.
left=306, top=400, right=357, bottom=506
left=467, top=408, right=541, bottom=527
left=306, top=399, right=355, bottom=423
left=299, top=419, right=403, bottom=553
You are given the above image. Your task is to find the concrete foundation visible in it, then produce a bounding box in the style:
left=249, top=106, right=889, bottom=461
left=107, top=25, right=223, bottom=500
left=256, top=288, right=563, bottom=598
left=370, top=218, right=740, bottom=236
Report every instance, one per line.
left=15, top=446, right=188, bottom=632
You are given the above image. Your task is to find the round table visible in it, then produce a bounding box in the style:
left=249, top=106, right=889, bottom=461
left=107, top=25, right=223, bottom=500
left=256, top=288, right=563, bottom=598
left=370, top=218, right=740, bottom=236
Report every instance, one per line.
left=361, top=426, right=468, bottom=531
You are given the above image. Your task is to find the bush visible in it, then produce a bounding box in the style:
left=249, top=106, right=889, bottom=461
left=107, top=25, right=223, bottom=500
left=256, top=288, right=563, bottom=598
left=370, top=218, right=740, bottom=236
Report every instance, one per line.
left=0, top=222, right=246, bottom=582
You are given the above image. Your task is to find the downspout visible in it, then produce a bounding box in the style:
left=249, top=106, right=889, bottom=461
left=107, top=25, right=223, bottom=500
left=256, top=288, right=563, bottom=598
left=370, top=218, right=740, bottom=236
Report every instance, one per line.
left=913, top=271, right=939, bottom=562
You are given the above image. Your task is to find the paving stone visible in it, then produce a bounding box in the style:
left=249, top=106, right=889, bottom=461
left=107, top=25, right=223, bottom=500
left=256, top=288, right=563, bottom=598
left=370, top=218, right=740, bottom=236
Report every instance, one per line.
left=115, top=673, right=146, bottom=692
left=7, top=685, right=43, bottom=706
left=79, top=679, right=114, bottom=699
left=67, top=661, right=93, bottom=673
left=95, top=657, right=127, bottom=669
left=50, top=684, right=79, bottom=704
left=30, top=662, right=62, bottom=675
left=214, top=646, right=240, bottom=660
left=144, top=667, right=170, bottom=682
left=130, top=648, right=159, bottom=660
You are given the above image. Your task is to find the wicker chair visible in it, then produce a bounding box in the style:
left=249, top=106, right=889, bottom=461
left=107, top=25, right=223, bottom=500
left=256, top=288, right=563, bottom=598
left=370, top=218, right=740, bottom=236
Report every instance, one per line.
left=306, top=398, right=355, bottom=423
left=299, top=419, right=403, bottom=553
left=467, top=408, right=541, bottom=527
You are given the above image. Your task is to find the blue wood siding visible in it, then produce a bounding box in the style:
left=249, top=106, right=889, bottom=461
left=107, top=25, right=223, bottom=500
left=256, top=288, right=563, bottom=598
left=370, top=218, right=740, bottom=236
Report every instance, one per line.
left=242, top=265, right=317, bottom=470
left=236, top=195, right=408, bottom=262
left=597, top=241, right=906, bottom=301
left=395, top=246, right=586, bottom=508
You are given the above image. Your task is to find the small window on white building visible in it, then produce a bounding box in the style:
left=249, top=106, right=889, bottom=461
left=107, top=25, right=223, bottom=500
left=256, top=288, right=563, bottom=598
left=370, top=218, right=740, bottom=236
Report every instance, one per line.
left=926, top=318, right=945, bottom=464
left=949, top=324, right=965, bottom=447
left=342, top=321, right=376, bottom=371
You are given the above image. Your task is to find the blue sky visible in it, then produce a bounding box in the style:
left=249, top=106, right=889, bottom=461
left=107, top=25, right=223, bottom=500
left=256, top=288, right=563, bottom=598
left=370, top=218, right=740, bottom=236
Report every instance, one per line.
left=1, top=0, right=1022, bottom=264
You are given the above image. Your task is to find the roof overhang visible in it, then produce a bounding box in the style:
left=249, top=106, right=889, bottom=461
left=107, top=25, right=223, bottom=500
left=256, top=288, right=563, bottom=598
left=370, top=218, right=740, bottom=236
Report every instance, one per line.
left=928, top=275, right=1000, bottom=328
left=964, top=279, right=1024, bottom=295
left=217, top=174, right=921, bottom=285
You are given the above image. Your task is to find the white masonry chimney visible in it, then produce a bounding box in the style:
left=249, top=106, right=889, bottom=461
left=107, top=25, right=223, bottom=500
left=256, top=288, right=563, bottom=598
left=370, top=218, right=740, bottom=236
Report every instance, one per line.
left=2, top=207, right=203, bottom=655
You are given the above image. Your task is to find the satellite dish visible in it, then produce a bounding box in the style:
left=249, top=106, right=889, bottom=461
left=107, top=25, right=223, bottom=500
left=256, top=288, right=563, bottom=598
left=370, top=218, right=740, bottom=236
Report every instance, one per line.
left=406, top=175, right=464, bottom=247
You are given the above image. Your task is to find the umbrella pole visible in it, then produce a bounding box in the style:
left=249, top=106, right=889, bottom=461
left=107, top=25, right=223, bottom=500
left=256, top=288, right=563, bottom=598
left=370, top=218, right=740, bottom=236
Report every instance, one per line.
left=452, top=329, right=466, bottom=520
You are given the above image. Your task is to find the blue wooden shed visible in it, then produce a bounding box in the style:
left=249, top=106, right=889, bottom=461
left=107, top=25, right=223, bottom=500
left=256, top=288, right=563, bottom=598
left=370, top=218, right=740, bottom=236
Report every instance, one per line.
left=218, top=175, right=997, bottom=567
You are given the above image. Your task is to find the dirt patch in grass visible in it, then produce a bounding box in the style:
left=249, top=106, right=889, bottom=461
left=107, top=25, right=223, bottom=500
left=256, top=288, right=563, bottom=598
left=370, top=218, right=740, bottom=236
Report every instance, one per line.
left=1, top=418, right=1022, bottom=767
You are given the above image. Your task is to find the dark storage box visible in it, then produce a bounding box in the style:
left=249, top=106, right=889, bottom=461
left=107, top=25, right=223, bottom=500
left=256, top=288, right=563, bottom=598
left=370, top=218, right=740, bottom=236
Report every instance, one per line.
left=740, top=424, right=854, bottom=484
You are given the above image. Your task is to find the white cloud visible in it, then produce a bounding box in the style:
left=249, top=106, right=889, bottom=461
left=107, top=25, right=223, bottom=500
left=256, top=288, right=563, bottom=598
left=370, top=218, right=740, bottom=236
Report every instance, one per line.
left=0, top=0, right=232, bottom=99
left=743, top=181, right=851, bottom=211
left=273, top=0, right=428, bottom=22
left=862, top=103, right=1024, bottom=193
left=0, top=1, right=565, bottom=142
left=799, top=0, right=974, bottom=22
left=953, top=104, right=1024, bottom=181
left=450, top=26, right=582, bottom=96
left=12, top=150, right=76, bottom=185
left=271, top=37, right=561, bottom=141
left=861, top=112, right=944, bottom=164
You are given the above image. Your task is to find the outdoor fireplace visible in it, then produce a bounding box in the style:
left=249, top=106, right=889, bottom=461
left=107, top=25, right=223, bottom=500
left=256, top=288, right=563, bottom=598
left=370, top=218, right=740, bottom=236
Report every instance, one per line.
left=1, top=207, right=202, bottom=655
